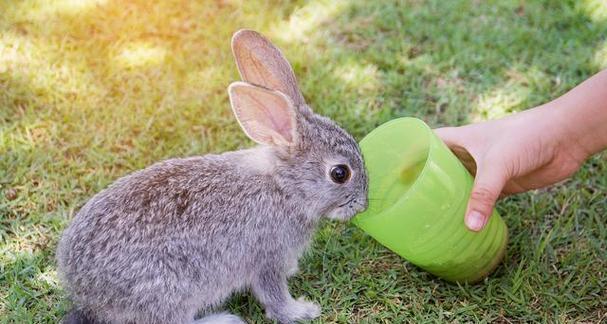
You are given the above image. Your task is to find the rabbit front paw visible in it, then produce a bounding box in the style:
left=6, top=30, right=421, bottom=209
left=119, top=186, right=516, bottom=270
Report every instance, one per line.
left=266, top=297, right=320, bottom=324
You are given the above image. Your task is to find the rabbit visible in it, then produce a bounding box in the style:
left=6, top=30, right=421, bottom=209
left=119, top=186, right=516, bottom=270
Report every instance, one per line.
left=56, top=29, right=368, bottom=324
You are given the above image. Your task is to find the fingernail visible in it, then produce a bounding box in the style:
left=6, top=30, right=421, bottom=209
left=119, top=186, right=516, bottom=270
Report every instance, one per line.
left=465, top=211, right=485, bottom=231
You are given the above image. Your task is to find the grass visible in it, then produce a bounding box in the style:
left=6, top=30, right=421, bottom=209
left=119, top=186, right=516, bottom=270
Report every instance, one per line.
left=1, top=0, right=606, bottom=322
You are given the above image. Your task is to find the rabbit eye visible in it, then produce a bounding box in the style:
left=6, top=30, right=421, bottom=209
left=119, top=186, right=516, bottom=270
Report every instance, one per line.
left=330, top=164, right=351, bottom=184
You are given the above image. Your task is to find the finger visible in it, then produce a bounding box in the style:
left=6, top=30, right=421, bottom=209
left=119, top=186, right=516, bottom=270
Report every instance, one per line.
left=433, top=127, right=460, bottom=146
left=465, top=161, right=508, bottom=232
left=435, top=124, right=488, bottom=151
left=434, top=128, right=478, bottom=174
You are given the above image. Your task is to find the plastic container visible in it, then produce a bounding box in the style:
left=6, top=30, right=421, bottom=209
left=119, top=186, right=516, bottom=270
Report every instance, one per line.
left=352, top=117, right=508, bottom=283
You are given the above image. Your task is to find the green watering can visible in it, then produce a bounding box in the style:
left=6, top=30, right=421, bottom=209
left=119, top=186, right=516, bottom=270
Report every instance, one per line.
left=352, top=118, right=508, bottom=283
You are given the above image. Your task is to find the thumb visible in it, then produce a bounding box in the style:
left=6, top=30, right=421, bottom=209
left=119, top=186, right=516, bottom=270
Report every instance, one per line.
left=434, top=126, right=462, bottom=147
left=465, top=161, right=507, bottom=232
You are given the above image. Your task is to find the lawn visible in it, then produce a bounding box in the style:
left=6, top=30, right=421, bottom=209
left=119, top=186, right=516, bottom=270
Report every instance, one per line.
left=1, top=0, right=606, bottom=322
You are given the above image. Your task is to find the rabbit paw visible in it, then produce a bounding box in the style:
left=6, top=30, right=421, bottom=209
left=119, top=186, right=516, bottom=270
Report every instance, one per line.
left=286, top=261, right=299, bottom=278
left=195, top=313, right=245, bottom=324
left=266, top=297, right=320, bottom=324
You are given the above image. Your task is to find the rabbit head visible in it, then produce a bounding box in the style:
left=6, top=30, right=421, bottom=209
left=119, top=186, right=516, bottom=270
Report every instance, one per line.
left=228, top=29, right=368, bottom=221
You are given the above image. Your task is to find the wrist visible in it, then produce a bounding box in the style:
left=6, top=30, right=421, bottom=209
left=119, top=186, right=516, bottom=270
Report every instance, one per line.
left=540, top=100, right=595, bottom=164
left=527, top=102, right=591, bottom=164
left=550, top=70, right=607, bottom=159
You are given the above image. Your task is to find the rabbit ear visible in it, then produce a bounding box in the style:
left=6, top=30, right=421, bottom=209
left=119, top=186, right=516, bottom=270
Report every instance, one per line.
left=231, top=29, right=309, bottom=112
left=228, top=81, right=298, bottom=147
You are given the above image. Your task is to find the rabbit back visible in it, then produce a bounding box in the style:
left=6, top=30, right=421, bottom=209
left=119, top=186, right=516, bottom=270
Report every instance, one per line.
left=57, top=148, right=312, bottom=323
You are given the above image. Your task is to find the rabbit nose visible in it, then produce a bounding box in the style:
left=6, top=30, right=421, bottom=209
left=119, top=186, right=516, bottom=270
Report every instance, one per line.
left=349, top=198, right=367, bottom=213
left=358, top=196, right=368, bottom=210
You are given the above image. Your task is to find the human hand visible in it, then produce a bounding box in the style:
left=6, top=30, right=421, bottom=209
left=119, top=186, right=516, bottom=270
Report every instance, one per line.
left=434, top=70, right=607, bottom=232
left=435, top=107, right=586, bottom=231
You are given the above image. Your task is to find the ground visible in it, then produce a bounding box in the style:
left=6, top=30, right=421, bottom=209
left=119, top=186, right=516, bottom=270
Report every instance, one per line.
left=1, top=0, right=606, bottom=323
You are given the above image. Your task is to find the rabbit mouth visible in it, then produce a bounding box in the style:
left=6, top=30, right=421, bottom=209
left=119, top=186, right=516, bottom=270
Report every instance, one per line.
left=328, top=198, right=366, bottom=220
left=338, top=198, right=355, bottom=208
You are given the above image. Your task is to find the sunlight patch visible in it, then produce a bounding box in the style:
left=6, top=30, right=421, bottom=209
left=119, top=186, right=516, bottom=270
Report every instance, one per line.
left=0, top=33, right=36, bottom=71
left=40, top=0, right=108, bottom=13
left=271, top=0, right=348, bottom=42
left=580, top=0, right=607, bottom=23
left=12, top=0, right=108, bottom=20
left=2, top=236, right=45, bottom=261
left=36, top=269, right=60, bottom=288
left=114, top=43, right=167, bottom=68
left=473, top=90, right=521, bottom=122
left=334, top=61, right=380, bottom=93
left=473, top=85, right=529, bottom=121
left=593, top=41, right=607, bottom=69
left=0, top=32, right=100, bottom=101
left=469, top=67, right=551, bottom=122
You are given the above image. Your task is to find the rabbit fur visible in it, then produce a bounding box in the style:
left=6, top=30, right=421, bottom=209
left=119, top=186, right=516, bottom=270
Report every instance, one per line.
left=56, top=29, right=368, bottom=324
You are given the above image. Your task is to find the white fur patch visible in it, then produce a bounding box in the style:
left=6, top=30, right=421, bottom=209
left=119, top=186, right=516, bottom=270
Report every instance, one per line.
left=235, top=146, right=278, bottom=175
left=195, top=313, right=245, bottom=324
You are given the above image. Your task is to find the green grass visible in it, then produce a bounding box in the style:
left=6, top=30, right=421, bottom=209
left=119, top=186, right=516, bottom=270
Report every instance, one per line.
left=1, top=0, right=606, bottom=322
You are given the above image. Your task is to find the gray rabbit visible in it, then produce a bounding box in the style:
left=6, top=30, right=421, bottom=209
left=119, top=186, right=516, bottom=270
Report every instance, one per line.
left=56, top=30, right=368, bottom=324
